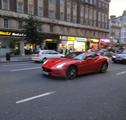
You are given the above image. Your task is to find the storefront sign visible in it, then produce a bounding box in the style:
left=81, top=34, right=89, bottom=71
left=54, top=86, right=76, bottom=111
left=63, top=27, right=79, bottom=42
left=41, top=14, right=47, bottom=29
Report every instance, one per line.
left=46, top=39, right=57, bottom=43
left=68, top=36, right=75, bottom=41
left=100, top=39, right=110, bottom=43
left=90, top=39, right=99, bottom=43
left=76, top=37, right=87, bottom=42
left=0, top=31, right=11, bottom=36
left=12, top=33, right=24, bottom=37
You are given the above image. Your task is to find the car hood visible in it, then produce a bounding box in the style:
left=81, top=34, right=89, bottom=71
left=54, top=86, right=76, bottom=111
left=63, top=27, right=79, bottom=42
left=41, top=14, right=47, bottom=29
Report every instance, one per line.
left=42, top=58, right=76, bottom=68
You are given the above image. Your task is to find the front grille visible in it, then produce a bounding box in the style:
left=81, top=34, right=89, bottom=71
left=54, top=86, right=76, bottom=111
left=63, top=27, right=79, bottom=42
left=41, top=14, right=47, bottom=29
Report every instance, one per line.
left=42, top=67, right=51, bottom=72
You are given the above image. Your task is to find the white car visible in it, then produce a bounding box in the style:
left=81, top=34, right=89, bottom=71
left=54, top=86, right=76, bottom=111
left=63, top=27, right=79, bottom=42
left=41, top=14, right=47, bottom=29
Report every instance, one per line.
left=32, top=50, right=64, bottom=62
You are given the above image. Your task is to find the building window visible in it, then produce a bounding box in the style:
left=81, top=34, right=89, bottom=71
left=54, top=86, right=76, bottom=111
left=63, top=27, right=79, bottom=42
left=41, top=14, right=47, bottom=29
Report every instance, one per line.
left=17, top=1, right=24, bottom=13
left=4, top=18, right=8, bottom=28
left=85, top=6, right=89, bottom=25
left=80, top=5, right=84, bottom=24
left=28, top=0, right=34, bottom=15
left=18, top=21, right=23, bottom=29
left=49, top=10, right=55, bottom=19
left=48, top=0, right=56, bottom=19
left=66, top=0, right=71, bottom=22
left=60, top=0, right=65, bottom=21
left=60, top=12, right=64, bottom=21
left=38, top=0, right=44, bottom=17
left=72, top=1, right=77, bottom=23
left=2, top=0, right=9, bottom=10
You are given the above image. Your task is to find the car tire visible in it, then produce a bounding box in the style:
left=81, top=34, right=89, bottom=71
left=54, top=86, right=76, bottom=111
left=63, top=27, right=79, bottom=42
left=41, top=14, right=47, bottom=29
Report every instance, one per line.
left=42, top=58, right=47, bottom=63
left=66, top=66, right=77, bottom=80
left=100, top=62, right=108, bottom=73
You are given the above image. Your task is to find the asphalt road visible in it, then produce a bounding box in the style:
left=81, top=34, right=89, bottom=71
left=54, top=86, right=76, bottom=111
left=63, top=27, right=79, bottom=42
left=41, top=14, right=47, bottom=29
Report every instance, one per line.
left=0, top=61, right=126, bottom=120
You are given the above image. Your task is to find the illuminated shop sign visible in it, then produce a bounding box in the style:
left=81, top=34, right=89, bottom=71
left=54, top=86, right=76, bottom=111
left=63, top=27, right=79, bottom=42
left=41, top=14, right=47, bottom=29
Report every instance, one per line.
left=68, top=36, right=75, bottom=41
left=0, top=31, right=11, bottom=36
left=76, top=37, right=87, bottom=42
left=12, top=33, right=24, bottom=37
left=90, top=39, right=99, bottom=43
left=100, top=39, right=110, bottom=43
left=0, top=31, right=24, bottom=37
left=60, top=36, right=67, bottom=41
left=46, top=39, right=58, bottom=43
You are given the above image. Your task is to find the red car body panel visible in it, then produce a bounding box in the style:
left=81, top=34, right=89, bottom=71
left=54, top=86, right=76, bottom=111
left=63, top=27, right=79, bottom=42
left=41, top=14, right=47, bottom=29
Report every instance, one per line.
left=42, top=55, right=108, bottom=78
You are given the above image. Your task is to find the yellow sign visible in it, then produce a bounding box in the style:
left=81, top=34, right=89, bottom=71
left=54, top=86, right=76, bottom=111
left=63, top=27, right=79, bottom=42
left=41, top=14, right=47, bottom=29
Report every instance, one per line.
left=68, top=36, right=75, bottom=41
left=46, top=39, right=58, bottom=43
left=0, top=31, right=11, bottom=36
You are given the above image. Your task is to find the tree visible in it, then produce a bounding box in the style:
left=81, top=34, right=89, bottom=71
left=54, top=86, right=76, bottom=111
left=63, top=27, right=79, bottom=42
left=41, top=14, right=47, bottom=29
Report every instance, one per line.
left=23, top=16, right=42, bottom=47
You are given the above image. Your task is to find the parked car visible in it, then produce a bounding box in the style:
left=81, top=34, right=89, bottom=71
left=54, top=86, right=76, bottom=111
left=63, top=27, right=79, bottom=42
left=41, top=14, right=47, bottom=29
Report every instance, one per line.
left=97, top=49, right=114, bottom=57
left=32, top=50, right=64, bottom=62
left=41, top=52, right=109, bottom=79
left=112, top=49, right=126, bottom=63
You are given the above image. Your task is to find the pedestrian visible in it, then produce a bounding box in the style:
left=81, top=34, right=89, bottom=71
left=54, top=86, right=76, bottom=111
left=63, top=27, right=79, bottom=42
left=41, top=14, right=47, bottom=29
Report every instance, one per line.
left=6, top=52, right=11, bottom=62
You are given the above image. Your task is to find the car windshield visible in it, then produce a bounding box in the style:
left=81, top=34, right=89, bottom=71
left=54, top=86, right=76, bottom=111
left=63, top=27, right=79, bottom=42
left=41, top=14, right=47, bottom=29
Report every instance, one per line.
left=65, top=52, right=86, bottom=60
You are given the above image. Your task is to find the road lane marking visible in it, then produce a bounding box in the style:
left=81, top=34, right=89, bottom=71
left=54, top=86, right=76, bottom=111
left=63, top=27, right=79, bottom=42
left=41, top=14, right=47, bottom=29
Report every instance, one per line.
left=16, top=91, right=56, bottom=104
left=3, top=63, right=30, bottom=67
left=116, top=71, right=126, bottom=75
left=10, top=67, right=41, bottom=72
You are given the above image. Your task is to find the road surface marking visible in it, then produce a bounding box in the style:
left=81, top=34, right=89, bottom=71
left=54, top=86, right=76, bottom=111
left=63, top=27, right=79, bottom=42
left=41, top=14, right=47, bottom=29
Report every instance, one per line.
left=10, top=67, right=41, bottom=72
left=3, top=63, right=30, bottom=67
left=16, top=91, right=56, bottom=104
left=116, top=71, right=126, bottom=75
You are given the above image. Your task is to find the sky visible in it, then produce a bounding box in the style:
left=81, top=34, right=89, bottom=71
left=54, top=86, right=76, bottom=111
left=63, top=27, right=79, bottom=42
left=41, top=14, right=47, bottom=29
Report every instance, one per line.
left=109, top=0, right=126, bottom=17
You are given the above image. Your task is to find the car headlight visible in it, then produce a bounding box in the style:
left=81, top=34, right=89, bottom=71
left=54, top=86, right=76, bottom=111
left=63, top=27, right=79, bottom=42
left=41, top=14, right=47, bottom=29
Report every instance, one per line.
left=112, top=55, right=116, bottom=58
left=124, top=56, right=126, bottom=59
left=55, top=63, right=66, bottom=69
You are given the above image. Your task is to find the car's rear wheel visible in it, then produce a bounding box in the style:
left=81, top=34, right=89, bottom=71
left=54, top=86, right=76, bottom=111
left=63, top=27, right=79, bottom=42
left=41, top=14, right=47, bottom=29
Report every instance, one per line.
left=100, top=62, right=108, bottom=73
left=42, top=58, right=47, bottom=63
left=66, top=66, right=77, bottom=80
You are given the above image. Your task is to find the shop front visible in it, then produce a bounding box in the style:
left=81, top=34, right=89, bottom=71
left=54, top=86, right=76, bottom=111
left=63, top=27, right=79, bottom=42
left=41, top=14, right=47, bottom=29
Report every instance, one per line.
left=100, top=38, right=111, bottom=49
left=45, top=39, right=58, bottom=50
left=89, top=38, right=100, bottom=50
left=0, top=31, right=25, bottom=56
left=74, top=37, right=87, bottom=52
left=58, top=36, right=87, bottom=54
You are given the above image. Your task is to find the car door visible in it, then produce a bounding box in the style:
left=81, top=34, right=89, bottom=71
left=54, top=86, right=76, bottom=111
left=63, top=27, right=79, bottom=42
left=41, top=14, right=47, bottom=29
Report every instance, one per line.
left=80, top=53, right=99, bottom=74
left=78, top=59, right=90, bottom=74
left=50, top=51, right=61, bottom=58
left=46, top=50, right=60, bottom=59
left=85, top=53, right=100, bottom=72
left=75, top=53, right=91, bottom=74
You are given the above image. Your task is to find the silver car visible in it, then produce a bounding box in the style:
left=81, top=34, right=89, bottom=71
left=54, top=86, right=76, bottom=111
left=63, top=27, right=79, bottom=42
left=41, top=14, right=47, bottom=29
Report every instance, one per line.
left=32, top=50, right=64, bottom=62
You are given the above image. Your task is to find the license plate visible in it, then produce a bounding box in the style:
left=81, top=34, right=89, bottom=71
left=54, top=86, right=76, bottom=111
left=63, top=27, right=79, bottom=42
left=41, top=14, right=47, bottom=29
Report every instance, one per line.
left=42, top=71, right=49, bottom=75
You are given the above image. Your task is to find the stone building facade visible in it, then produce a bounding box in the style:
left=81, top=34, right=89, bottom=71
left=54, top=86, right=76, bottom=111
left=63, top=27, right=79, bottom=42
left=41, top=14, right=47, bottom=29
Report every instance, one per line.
left=0, top=0, right=110, bottom=55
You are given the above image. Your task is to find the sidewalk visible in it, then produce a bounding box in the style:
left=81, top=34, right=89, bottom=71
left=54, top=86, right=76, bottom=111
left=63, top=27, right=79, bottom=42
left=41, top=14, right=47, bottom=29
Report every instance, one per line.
left=0, top=55, right=32, bottom=63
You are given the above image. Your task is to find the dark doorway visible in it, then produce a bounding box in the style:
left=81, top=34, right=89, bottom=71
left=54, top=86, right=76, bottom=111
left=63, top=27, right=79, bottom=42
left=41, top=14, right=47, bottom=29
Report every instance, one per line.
left=46, top=43, right=57, bottom=50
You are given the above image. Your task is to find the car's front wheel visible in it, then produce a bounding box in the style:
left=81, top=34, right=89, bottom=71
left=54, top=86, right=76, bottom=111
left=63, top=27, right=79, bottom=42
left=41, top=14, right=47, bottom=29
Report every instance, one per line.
left=100, top=62, right=108, bottom=73
left=66, top=66, right=77, bottom=80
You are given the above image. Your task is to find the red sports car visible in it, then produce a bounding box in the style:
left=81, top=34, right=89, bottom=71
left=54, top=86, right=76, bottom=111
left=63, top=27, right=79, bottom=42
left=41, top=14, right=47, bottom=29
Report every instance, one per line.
left=41, top=52, right=109, bottom=79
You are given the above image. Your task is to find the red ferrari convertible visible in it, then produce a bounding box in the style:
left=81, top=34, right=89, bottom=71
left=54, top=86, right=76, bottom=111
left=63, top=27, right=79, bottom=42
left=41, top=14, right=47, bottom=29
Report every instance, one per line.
left=41, top=52, right=109, bottom=79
